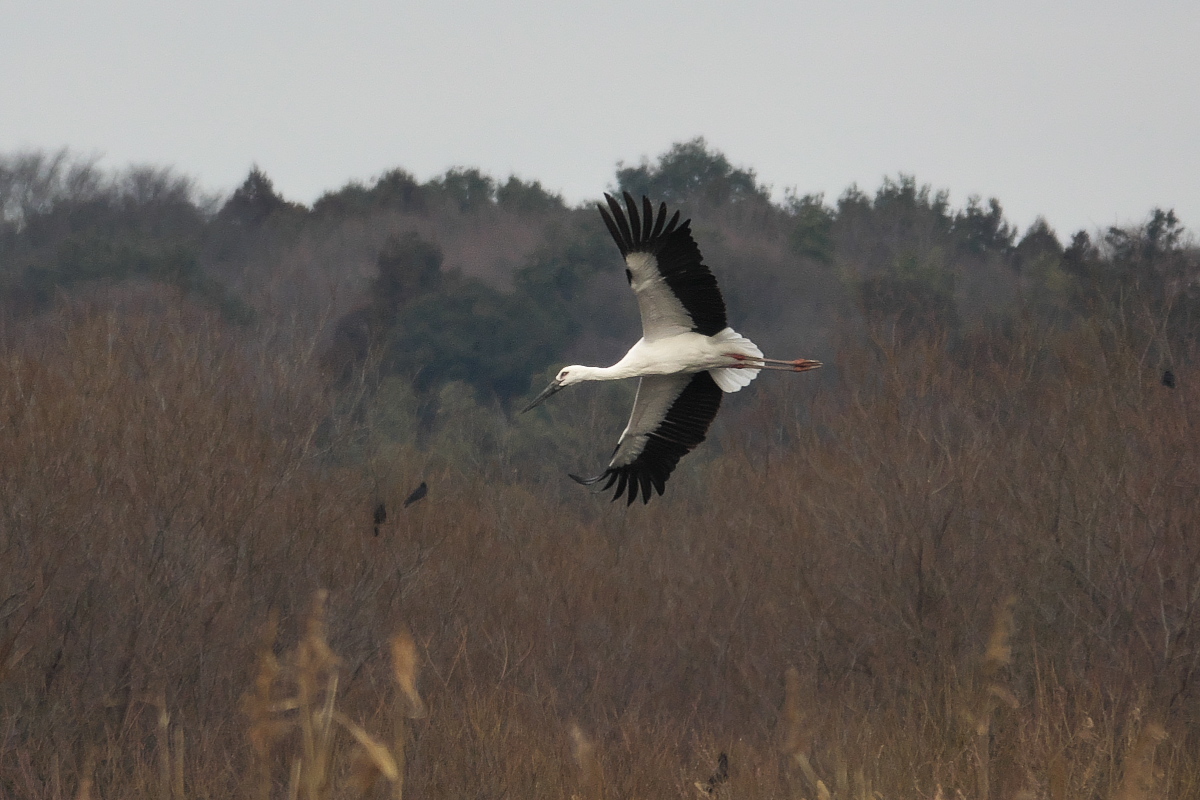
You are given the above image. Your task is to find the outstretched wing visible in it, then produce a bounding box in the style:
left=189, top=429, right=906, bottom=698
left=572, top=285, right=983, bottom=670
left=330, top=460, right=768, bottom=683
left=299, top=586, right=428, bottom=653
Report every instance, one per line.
left=571, top=371, right=723, bottom=505
left=598, top=192, right=727, bottom=341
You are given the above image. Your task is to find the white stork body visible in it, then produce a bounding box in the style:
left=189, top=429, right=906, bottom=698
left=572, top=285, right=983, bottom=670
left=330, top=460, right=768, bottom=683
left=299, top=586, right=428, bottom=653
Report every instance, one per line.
left=563, top=329, right=761, bottom=388
left=523, top=193, right=821, bottom=504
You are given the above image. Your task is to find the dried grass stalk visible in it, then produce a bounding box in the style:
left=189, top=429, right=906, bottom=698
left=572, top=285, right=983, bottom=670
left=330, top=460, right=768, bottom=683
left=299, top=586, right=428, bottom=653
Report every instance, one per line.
left=172, top=726, right=185, bottom=800
left=295, top=591, right=341, bottom=800
left=780, top=666, right=808, bottom=757
left=155, top=690, right=171, bottom=800
left=1113, top=722, right=1168, bottom=800
left=335, top=711, right=399, bottom=780
left=570, top=722, right=605, bottom=800
left=974, top=595, right=1018, bottom=800
left=74, top=747, right=96, bottom=800
left=243, top=609, right=285, bottom=800
left=390, top=630, right=426, bottom=719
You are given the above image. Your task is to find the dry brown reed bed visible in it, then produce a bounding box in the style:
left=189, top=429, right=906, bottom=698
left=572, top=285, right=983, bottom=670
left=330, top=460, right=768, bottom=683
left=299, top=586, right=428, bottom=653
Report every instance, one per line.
left=0, top=299, right=1196, bottom=798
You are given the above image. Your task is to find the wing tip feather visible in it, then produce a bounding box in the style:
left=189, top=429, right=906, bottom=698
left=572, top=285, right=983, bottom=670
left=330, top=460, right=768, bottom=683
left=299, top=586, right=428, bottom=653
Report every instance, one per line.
left=599, top=193, right=691, bottom=256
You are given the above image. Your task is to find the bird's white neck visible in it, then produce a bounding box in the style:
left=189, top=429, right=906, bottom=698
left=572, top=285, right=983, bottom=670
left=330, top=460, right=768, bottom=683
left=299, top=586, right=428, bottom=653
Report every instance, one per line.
left=562, top=364, right=629, bottom=385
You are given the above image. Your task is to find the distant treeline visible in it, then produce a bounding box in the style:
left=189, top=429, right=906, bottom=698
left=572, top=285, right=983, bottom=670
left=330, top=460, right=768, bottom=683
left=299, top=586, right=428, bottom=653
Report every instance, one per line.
left=2, top=138, right=1197, bottom=415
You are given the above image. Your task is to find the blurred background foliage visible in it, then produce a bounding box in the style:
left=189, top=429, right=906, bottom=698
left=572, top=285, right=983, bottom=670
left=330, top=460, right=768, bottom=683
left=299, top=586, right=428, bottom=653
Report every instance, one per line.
left=3, top=139, right=1198, bottom=463
left=2, top=140, right=1200, bottom=797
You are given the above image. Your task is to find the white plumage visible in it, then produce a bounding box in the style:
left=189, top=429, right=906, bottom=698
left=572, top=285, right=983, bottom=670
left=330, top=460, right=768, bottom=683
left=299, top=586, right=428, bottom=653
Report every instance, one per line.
left=523, top=193, right=821, bottom=504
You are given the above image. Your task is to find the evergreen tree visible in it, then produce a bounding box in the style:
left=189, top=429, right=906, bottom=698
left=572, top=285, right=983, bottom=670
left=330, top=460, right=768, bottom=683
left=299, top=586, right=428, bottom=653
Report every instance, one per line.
left=216, top=167, right=303, bottom=228
left=615, top=137, right=768, bottom=206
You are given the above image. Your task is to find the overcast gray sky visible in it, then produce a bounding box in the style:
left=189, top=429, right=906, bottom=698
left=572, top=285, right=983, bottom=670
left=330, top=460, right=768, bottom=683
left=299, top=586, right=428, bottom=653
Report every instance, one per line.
left=4, top=1, right=1198, bottom=237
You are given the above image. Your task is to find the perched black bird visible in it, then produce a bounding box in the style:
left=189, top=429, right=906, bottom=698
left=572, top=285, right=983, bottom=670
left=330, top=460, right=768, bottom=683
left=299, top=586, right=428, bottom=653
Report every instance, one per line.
left=1163, top=369, right=1176, bottom=389
left=699, top=752, right=728, bottom=795
left=372, top=502, right=387, bottom=536
left=403, top=481, right=428, bottom=508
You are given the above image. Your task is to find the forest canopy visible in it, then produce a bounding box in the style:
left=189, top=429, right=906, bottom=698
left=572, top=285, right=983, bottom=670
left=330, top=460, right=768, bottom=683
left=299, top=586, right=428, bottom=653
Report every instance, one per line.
left=2, top=138, right=1195, bottom=413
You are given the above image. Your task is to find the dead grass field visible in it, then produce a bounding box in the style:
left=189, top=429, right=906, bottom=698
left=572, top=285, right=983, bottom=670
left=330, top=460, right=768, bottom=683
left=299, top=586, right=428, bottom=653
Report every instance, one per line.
left=1, top=295, right=1197, bottom=799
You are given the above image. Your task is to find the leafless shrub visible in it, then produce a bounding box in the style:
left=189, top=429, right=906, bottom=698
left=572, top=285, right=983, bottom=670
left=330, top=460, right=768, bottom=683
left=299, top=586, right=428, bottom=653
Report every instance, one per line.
left=1, top=286, right=1199, bottom=798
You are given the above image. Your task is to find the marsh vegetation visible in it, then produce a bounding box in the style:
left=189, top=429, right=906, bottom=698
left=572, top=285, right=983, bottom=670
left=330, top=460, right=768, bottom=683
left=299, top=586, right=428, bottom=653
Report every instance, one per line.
left=0, top=141, right=1197, bottom=797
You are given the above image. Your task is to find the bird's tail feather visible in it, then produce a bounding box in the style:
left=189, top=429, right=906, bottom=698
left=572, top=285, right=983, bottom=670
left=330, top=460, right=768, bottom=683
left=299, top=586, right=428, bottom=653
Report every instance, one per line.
left=709, top=328, right=762, bottom=393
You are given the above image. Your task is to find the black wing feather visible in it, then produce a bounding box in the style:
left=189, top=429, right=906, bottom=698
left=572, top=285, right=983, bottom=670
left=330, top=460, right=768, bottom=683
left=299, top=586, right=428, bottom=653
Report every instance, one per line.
left=570, top=372, right=723, bottom=505
left=599, top=207, right=626, bottom=257
left=615, top=472, right=629, bottom=501
left=602, top=194, right=634, bottom=256
left=599, top=192, right=727, bottom=336
left=627, top=193, right=642, bottom=242
left=649, top=200, right=668, bottom=239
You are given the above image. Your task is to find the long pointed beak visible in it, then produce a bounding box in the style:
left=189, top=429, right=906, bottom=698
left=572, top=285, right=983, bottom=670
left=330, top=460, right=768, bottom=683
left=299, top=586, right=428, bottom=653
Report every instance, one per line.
left=521, top=379, right=564, bottom=413
left=791, top=359, right=823, bottom=372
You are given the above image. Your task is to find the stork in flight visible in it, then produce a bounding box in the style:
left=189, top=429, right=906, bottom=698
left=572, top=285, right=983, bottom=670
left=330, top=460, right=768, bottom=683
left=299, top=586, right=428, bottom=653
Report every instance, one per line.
left=522, top=192, right=822, bottom=504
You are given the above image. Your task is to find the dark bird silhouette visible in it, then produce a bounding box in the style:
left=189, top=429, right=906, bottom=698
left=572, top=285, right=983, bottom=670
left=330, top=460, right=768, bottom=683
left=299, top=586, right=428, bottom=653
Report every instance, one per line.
left=1163, top=369, right=1176, bottom=389
left=403, top=481, right=428, bottom=508
left=372, top=502, right=387, bottom=536
left=696, top=752, right=728, bottom=795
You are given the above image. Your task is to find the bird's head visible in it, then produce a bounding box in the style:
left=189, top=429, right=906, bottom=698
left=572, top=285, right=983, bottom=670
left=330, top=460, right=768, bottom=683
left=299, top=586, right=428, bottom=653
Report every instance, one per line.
left=521, top=366, right=588, bottom=413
